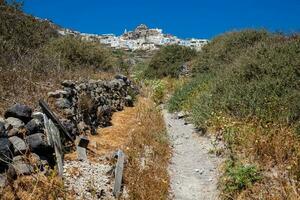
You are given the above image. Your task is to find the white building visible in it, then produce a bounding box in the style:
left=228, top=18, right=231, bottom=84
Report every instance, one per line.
left=57, top=24, right=208, bottom=51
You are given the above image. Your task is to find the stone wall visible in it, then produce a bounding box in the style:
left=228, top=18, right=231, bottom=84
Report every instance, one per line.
left=0, top=75, right=137, bottom=187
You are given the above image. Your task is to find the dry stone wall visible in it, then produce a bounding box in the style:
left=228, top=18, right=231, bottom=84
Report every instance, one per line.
left=0, top=75, right=137, bottom=187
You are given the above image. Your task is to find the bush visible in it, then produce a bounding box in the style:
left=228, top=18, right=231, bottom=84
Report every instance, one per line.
left=144, top=45, right=196, bottom=78
left=213, top=37, right=300, bottom=123
left=169, top=30, right=300, bottom=126
left=192, top=30, right=269, bottom=74
left=43, top=37, right=116, bottom=70
left=222, top=162, right=261, bottom=194
left=145, top=79, right=166, bottom=104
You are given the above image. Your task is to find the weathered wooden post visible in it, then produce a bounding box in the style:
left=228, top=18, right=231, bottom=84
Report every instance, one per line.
left=45, top=116, right=64, bottom=176
left=33, top=111, right=64, bottom=176
left=39, top=99, right=74, bottom=142
left=113, top=149, right=125, bottom=197
left=76, top=136, right=89, bottom=161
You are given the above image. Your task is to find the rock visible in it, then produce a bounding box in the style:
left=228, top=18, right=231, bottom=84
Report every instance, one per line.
left=61, top=119, right=77, bottom=136
left=25, top=133, right=49, bottom=152
left=115, top=74, right=128, bottom=82
left=0, top=138, right=13, bottom=172
left=177, top=111, right=186, bottom=119
left=77, top=121, right=89, bottom=133
left=4, top=104, right=32, bottom=123
left=62, top=80, right=75, bottom=88
left=48, top=90, right=70, bottom=98
left=0, top=122, right=7, bottom=138
left=55, top=98, right=72, bottom=109
left=12, top=155, right=24, bottom=163
left=0, top=174, right=7, bottom=188
left=5, top=117, right=25, bottom=129
left=10, top=161, right=33, bottom=176
left=31, top=112, right=44, bottom=123
left=9, top=136, right=28, bottom=155
left=25, top=118, right=43, bottom=135
left=125, top=95, right=133, bottom=107
left=7, top=128, right=18, bottom=137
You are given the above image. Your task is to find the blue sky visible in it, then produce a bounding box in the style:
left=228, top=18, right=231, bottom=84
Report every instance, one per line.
left=24, top=0, right=300, bottom=39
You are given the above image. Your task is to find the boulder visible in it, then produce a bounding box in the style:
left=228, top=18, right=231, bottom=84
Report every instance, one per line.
left=4, top=104, right=32, bottom=123
left=0, top=122, right=7, bottom=138
left=61, top=80, right=75, bottom=88
left=25, top=118, right=43, bottom=135
left=0, top=138, right=13, bottom=172
left=5, top=117, right=25, bottom=129
left=25, top=133, right=49, bottom=152
left=55, top=98, right=72, bottom=109
left=9, top=136, right=28, bottom=155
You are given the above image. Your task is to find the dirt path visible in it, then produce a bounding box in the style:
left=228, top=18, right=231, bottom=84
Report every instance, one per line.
left=163, top=110, right=222, bottom=200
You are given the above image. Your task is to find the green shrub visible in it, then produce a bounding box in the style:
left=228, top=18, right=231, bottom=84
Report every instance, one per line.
left=144, top=45, right=196, bottom=78
left=212, top=36, right=300, bottom=123
left=222, top=162, right=261, bottom=194
left=192, top=30, right=269, bottom=74
left=43, top=37, right=116, bottom=70
left=169, top=30, right=300, bottom=127
left=145, top=79, right=166, bottom=104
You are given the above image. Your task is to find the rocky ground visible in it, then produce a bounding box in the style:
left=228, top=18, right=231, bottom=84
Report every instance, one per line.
left=164, top=110, right=223, bottom=200
left=63, top=159, right=114, bottom=200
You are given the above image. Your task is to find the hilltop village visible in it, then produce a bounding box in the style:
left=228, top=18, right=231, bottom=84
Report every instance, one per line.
left=58, top=24, right=208, bottom=51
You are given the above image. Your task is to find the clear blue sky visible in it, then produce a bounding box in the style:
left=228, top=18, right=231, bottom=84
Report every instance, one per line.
left=23, top=0, right=300, bottom=39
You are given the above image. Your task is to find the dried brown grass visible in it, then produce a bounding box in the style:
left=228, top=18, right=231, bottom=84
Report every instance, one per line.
left=1, top=171, right=73, bottom=200
left=123, top=97, right=170, bottom=200
left=210, top=116, right=300, bottom=199
left=0, top=65, right=114, bottom=115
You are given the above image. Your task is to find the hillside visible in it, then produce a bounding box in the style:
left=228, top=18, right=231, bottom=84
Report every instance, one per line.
left=0, top=1, right=300, bottom=200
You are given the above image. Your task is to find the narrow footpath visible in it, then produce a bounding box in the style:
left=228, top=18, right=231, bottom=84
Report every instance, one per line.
left=163, top=110, right=222, bottom=200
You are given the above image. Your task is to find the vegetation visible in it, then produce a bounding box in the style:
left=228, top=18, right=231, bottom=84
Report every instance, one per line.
left=0, top=1, right=127, bottom=116
left=124, top=98, right=170, bottom=200
left=221, top=162, right=261, bottom=194
left=143, top=44, right=196, bottom=78
left=168, top=30, right=300, bottom=199
left=43, top=36, right=117, bottom=70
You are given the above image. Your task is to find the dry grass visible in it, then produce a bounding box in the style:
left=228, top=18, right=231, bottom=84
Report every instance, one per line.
left=0, top=66, right=114, bottom=115
left=65, top=95, right=170, bottom=199
left=123, top=97, right=170, bottom=200
left=90, top=105, right=137, bottom=157
left=1, top=170, right=73, bottom=200
left=210, top=116, right=300, bottom=199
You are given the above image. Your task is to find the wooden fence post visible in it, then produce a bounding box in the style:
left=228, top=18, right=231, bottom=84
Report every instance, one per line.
left=113, top=150, right=125, bottom=197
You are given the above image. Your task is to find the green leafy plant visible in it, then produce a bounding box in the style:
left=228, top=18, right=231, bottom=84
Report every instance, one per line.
left=145, top=79, right=166, bottom=104
left=222, top=162, right=261, bottom=193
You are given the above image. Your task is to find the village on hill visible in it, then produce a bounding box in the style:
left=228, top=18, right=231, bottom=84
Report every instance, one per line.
left=58, top=24, right=209, bottom=51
